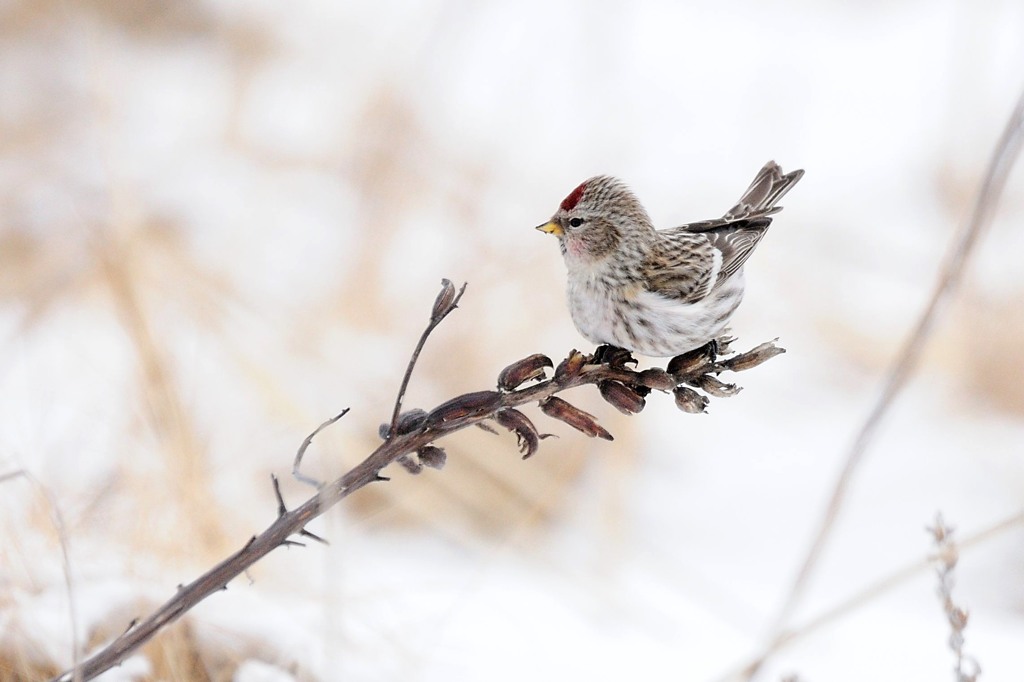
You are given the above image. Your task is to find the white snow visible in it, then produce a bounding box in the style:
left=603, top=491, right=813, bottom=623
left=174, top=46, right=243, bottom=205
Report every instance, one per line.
left=2, top=0, right=1023, bottom=680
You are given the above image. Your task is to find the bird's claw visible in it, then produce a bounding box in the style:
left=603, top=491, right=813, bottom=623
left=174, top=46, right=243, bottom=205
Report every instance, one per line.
left=592, top=345, right=637, bottom=368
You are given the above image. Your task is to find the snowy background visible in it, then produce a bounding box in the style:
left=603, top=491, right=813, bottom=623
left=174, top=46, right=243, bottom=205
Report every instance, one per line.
left=2, top=0, right=1024, bottom=680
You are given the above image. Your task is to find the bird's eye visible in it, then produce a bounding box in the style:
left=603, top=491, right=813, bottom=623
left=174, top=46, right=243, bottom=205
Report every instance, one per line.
left=568, top=217, right=585, bottom=228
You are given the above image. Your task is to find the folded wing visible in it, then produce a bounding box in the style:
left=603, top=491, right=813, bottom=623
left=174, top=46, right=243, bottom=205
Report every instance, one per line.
left=642, top=161, right=804, bottom=302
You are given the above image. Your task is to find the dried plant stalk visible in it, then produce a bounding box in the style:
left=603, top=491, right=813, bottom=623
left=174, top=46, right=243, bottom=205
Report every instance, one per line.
left=52, top=279, right=784, bottom=682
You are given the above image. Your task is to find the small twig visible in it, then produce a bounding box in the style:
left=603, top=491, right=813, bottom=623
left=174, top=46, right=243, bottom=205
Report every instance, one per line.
left=292, top=409, right=350, bottom=488
left=271, top=474, right=287, bottom=516
left=51, top=280, right=782, bottom=682
left=749, top=86, right=1024, bottom=681
left=387, top=279, right=466, bottom=437
left=929, top=513, right=982, bottom=682
left=0, top=468, right=26, bottom=484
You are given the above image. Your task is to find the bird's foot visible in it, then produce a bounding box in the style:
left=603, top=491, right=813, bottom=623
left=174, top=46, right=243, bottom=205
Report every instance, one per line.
left=592, top=344, right=637, bottom=368
left=713, top=334, right=736, bottom=357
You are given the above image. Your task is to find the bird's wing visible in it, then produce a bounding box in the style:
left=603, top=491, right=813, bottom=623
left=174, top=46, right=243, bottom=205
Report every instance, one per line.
left=655, top=161, right=804, bottom=290
left=640, top=231, right=718, bottom=304
left=665, top=217, right=773, bottom=288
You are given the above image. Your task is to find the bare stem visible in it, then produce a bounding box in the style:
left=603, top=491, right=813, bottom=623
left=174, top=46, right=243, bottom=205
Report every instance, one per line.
left=388, top=279, right=467, bottom=436
left=292, top=409, right=351, bottom=488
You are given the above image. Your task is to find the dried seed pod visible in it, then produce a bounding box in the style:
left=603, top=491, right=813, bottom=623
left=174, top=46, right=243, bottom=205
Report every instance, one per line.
left=396, top=408, right=428, bottom=434
left=673, top=386, right=709, bottom=414
left=430, top=278, right=458, bottom=322
left=598, top=380, right=646, bottom=415
left=417, top=445, right=447, bottom=470
left=636, top=368, right=677, bottom=391
left=694, top=374, right=742, bottom=398
left=494, top=408, right=542, bottom=459
left=379, top=408, right=428, bottom=439
left=554, top=350, right=587, bottom=384
left=497, top=353, right=553, bottom=391
left=396, top=453, right=423, bottom=475
left=540, top=396, right=613, bottom=440
left=721, top=340, right=786, bottom=372
left=667, top=344, right=715, bottom=377
left=425, top=390, right=502, bottom=428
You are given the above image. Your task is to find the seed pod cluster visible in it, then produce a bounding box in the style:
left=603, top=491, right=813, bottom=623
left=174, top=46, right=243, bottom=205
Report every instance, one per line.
left=384, top=338, right=783, bottom=475
left=379, top=408, right=428, bottom=439
left=673, top=386, right=709, bottom=414
left=540, top=396, right=613, bottom=440
left=598, top=381, right=646, bottom=415
left=425, top=390, right=502, bottom=428
left=395, top=446, right=448, bottom=474
left=497, top=354, right=553, bottom=391
left=720, top=340, right=786, bottom=372
left=554, top=350, right=587, bottom=384
left=494, top=408, right=542, bottom=459
left=417, top=445, right=447, bottom=469
left=430, top=279, right=459, bottom=323
left=636, top=368, right=677, bottom=391
left=693, top=374, right=741, bottom=398
left=667, top=343, right=716, bottom=378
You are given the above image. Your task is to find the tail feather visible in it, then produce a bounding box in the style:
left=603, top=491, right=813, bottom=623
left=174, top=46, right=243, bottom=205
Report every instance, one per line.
left=723, top=161, right=804, bottom=221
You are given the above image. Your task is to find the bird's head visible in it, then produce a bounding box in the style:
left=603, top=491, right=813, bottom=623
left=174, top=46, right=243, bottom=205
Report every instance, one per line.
left=536, top=175, right=652, bottom=263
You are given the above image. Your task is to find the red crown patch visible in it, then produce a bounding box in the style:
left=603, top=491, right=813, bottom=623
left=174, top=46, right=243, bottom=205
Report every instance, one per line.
left=559, top=181, right=587, bottom=211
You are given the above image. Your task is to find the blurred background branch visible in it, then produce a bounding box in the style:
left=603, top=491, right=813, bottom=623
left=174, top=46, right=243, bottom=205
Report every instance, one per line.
left=748, top=84, right=1024, bottom=681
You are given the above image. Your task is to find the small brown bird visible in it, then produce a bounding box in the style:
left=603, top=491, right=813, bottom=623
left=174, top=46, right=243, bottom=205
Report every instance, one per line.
left=537, top=161, right=804, bottom=357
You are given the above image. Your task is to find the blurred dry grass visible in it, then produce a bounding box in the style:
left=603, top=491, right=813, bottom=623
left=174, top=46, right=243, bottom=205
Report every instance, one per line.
left=0, top=0, right=603, bottom=518
left=808, top=159, right=1024, bottom=419
left=0, top=3, right=617, bottom=676
left=0, top=0, right=610, bottom=614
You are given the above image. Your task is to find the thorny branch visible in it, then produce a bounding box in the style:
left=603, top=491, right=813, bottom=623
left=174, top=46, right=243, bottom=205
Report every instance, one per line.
left=52, top=279, right=784, bottom=682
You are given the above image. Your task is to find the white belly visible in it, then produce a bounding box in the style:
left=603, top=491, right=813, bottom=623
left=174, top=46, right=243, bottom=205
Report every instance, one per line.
left=567, top=272, right=745, bottom=357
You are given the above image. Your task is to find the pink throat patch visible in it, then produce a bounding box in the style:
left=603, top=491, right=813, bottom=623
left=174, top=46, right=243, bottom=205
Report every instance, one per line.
left=559, top=181, right=587, bottom=211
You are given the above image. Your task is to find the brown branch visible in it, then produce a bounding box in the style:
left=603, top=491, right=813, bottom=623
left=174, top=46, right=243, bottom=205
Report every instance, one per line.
left=52, top=280, right=784, bottom=682
left=741, top=86, right=1024, bottom=682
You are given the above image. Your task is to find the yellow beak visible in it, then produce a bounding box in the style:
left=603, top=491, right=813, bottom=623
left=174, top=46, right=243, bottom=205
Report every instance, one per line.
left=536, top=221, right=563, bottom=236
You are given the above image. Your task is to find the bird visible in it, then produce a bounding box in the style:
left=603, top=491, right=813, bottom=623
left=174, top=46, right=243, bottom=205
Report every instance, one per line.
left=536, top=161, right=804, bottom=357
